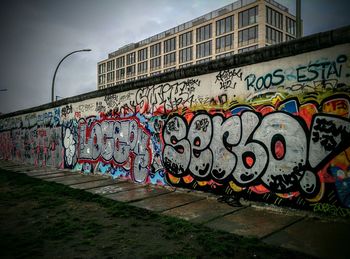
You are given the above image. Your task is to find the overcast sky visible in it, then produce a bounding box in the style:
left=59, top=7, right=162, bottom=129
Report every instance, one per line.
left=0, top=0, right=349, bottom=114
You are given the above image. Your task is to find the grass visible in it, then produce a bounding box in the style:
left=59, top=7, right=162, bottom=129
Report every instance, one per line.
left=0, top=168, right=313, bottom=258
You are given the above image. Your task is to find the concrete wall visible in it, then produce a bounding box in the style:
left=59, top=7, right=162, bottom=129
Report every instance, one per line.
left=1, top=26, right=350, bottom=215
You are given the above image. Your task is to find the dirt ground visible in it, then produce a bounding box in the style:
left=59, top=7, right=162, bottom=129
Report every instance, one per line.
left=0, top=170, right=312, bottom=258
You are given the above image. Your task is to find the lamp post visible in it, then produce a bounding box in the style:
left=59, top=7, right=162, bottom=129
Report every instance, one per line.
left=51, top=49, right=91, bottom=102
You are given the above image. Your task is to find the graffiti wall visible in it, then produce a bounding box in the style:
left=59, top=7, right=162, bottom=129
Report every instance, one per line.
left=1, top=43, right=350, bottom=215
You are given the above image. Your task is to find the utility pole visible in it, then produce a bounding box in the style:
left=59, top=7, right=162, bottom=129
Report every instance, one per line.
left=296, top=0, right=302, bottom=38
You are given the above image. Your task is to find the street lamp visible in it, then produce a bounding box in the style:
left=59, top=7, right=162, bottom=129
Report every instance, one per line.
left=51, top=49, right=91, bottom=102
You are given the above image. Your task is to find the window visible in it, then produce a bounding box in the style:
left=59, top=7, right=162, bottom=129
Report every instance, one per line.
left=98, top=74, right=106, bottom=84
left=286, top=35, right=295, bottom=41
left=196, top=41, right=212, bottom=59
left=116, top=68, right=125, bottom=80
left=196, top=24, right=212, bottom=42
left=98, top=63, right=106, bottom=74
left=138, top=48, right=148, bottom=62
left=216, top=15, right=234, bottom=36
left=126, top=52, right=135, bottom=65
left=164, top=52, right=176, bottom=67
left=286, top=17, right=296, bottom=35
left=137, top=61, right=148, bottom=74
left=150, top=43, right=161, bottom=57
left=266, top=26, right=283, bottom=44
left=196, top=57, right=211, bottom=64
left=164, top=67, right=176, bottom=73
left=116, top=56, right=125, bottom=68
left=179, top=31, right=193, bottom=48
left=107, top=72, right=115, bottom=82
left=216, top=34, right=234, bottom=53
left=150, top=57, right=161, bottom=71
left=126, top=65, right=135, bottom=77
left=266, top=7, right=283, bottom=29
left=238, top=6, right=258, bottom=28
left=238, top=45, right=258, bottom=53
left=126, top=77, right=135, bottom=82
left=164, top=37, right=176, bottom=53
left=116, top=80, right=124, bottom=85
left=107, top=60, right=115, bottom=72
left=238, top=26, right=258, bottom=46
left=216, top=51, right=234, bottom=59
left=138, top=75, right=148, bottom=79
left=179, top=63, right=193, bottom=68
left=179, top=47, right=193, bottom=63
left=150, top=71, right=161, bottom=76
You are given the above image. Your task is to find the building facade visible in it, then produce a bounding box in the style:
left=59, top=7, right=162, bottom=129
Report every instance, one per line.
left=97, top=0, right=298, bottom=90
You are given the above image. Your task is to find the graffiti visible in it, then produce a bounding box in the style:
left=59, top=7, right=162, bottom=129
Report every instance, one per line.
left=162, top=110, right=350, bottom=196
left=286, top=79, right=341, bottom=92
left=105, top=94, right=120, bottom=109
left=1, top=127, right=63, bottom=167
left=0, top=132, right=12, bottom=159
left=74, top=111, right=82, bottom=119
left=296, top=55, right=347, bottom=82
left=77, top=117, right=152, bottom=183
left=195, top=94, right=228, bottom=107
left=215, top=68, right=243, bottom=90
left=62, top=121, right=78, bottom=168
left=245, top=69, right=285, bottom=91
left=135, top=78, right=199, bottom=114
left=23, top=114, right=37, bottom=128
left=245, top=54, right=348, bottom=91
left=77, top=103, right=95, bottom=113
left=311, top=203, right=350, bottom=217
left=95, top=101, right=106, bottom=113
left=0, top=117, right=22, bottom=131
left=105, top=92, right=134, bottom=109
left=61, top=105, right=73, bottom=118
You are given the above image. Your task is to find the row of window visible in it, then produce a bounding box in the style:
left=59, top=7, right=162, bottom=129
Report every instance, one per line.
left=100, top=9, right=258, bottom=72
left=102, top=27, right=294, bottom=79
left=266, top=7, right=296, bottom=35
left=100, top=43, right=269, bottom=85
left=99, top=6, right=296, bottom=79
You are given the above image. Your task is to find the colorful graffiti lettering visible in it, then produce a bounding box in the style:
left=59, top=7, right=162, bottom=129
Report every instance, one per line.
left=162, top=107, right=350, bottom=198
left=77, top=117, right=152, bottom=183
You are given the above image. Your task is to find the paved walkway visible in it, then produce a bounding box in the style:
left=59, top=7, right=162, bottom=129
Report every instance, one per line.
left=1, top=160, right=349, bottom=259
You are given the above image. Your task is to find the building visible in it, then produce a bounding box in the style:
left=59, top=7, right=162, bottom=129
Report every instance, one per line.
left=97, top=0, right=298, bottom=90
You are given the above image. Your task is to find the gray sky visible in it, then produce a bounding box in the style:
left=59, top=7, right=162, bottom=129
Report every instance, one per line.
left=0, top=0, right=349, bottom=114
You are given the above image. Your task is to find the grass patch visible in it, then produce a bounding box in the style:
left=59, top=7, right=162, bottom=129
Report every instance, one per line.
left=0, top=168, right=311, bottom=258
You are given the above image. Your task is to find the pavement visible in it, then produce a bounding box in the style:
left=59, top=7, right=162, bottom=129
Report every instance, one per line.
left=1, top=160, right=350, bottom=259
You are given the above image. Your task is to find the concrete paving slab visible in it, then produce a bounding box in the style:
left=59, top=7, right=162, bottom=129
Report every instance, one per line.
left=162, top=198, right=243, bottom=224
left=20, top=168, right=50, bottom=174
left=105, top=185, right=172, bottom=202
left=26, top=170, right=67, bottom=177
left=263, top=218, right=350, bottom=259
left=13, top=167, right=40, bottom=173
left=204, top=207, right=302, bottom=238
left=44, top=174, right=84, bottom=182
left=0, top=165, right=38, bottom=172
left=130, top=192, right=205, bottom=212
left=56, top=178, right=103, bottom=186
left=46, top=175, right=100, bottom=185
left=0, top=161, right=16, bottom=166
left=70, top=179, right=117, bottom=190
left=87, top=182, right=144, bottom=195
left=34, top=172, right=69, bottom=179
